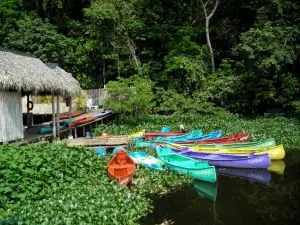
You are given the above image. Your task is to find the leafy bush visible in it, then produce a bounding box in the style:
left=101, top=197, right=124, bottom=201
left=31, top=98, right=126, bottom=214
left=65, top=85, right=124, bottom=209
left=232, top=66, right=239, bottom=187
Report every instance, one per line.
left=106, top=75, right=155, bottom=116
left=198, top=59, right=240, bottom=110
left=154, top=88, right=229, bottom=116
left=74, top=91, right=89, bottom=111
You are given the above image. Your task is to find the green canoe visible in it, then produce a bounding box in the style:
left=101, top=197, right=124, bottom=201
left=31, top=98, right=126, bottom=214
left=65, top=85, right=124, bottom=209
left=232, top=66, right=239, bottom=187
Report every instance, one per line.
left=176, top=138, right=276, bottom=149
left=156, top=146, right=217, bottom=183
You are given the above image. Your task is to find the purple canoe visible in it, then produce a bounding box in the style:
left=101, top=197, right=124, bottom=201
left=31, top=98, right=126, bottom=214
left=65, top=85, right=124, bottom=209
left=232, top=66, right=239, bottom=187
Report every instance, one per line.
left=171, top=147, right=271, bottom=169
left=217, top=167, right=271, bottom=185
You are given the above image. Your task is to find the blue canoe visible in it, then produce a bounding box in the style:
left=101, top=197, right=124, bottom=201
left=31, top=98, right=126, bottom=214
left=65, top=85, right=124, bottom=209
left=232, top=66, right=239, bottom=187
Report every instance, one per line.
left=156, top=130, right=223, bottom=143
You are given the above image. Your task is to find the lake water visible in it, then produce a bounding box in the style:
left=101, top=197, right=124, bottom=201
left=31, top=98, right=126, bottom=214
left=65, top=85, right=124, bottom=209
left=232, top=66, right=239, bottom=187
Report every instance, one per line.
left=141, top=151, right=300, bottom=225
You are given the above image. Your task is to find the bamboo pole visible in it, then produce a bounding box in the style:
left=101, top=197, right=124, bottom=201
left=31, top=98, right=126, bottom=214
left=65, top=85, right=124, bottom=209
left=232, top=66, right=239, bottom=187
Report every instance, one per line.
left=26, top=94, right=30, bottom=128
left=68, top=97, right=73, bottom=139
left=52, top=94, right=56, bottom=139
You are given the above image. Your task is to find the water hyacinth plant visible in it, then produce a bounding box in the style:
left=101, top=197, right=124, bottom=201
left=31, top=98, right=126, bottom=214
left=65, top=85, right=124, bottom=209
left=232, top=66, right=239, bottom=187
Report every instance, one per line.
left=0, top=143, right=191, bottom=224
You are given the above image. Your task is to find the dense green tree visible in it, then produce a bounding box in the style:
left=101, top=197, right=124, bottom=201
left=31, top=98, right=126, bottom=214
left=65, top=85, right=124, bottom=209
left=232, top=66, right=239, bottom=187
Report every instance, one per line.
left=0, top=0, right=23, bottom=44
left=0, top=0, right=299, bottom=115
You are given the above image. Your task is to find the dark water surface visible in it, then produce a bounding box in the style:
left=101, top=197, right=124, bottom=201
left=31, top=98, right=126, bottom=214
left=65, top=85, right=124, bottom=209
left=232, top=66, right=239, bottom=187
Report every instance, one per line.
left=141, top=151, right=300, bottom=225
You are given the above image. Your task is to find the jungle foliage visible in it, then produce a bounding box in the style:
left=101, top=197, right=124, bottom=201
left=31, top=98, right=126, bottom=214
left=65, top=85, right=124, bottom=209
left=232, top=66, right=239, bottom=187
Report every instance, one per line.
left=0, top=0, right=299, bottom=115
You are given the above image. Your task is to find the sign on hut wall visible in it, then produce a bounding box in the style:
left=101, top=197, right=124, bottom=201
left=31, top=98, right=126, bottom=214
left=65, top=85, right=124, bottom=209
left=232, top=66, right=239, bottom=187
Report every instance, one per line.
left=0, top=91, right=24, bottom=143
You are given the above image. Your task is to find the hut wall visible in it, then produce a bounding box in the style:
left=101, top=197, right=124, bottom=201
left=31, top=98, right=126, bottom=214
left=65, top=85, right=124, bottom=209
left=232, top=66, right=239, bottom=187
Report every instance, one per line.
left=21, top=97, right=69, bottom=114
left=0, top=91, right=24, bottom=143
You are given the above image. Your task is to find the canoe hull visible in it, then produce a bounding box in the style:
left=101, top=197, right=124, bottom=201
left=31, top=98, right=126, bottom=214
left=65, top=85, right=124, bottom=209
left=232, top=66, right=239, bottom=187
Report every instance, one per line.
left=157, top=147, right=217, bottom=183
left=168, top=144, right=285, bottom=160
left=129, top=152, right=166, bottom=170
left=58, top=111, right=84, bottom=120
left=191, top=138, right=275, bottom=149
left=176, top=133, right=249, bottom=144
left=144, top=131, right=187, bottom=141
left=153, top=130, right=203, bottom=142
left=107, top=173, right=134, bottom=186
left=171, top=148, right=271, bottom=169
left=165, top=161, right=216, bottom=183
left=159, top=130, right=223, bottom=143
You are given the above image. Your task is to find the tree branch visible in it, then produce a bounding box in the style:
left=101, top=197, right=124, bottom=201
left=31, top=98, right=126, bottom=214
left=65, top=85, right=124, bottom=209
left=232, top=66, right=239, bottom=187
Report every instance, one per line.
left=207, top=0, right=219, bottom=20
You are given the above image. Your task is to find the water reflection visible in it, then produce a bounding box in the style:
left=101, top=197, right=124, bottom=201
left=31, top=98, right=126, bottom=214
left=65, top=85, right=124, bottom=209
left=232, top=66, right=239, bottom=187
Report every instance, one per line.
left=267, top=160, right=285, bottom=174
left=142, top=153, right=300, bottom=225
left=216, top=167, right=272, bottom=185
left=192, top=180, right=217, bottom=201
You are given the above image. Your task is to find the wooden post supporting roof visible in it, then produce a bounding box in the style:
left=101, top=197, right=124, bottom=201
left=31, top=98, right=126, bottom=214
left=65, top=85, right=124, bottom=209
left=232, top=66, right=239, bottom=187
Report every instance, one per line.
left=52, top=94, right=56, bottom=139
left=56, top=96, right=60, bottom=140
left=68, top=97, right=73, bottom=139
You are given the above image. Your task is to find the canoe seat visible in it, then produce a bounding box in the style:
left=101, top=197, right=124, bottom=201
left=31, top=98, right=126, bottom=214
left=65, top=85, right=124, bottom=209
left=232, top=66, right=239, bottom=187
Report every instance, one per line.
left=110, top=164, right=128, bottom=169
left=114, top=168, right=128, bottom=177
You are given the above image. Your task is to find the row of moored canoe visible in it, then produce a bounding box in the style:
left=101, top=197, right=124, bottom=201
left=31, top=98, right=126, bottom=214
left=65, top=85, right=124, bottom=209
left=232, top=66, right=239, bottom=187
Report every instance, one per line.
left=106, top=129, right=285, bottom=185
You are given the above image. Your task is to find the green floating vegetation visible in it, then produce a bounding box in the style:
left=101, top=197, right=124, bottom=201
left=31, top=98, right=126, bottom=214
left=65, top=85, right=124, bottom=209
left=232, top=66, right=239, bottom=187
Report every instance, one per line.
left=0, top=143, right=191, bottom=225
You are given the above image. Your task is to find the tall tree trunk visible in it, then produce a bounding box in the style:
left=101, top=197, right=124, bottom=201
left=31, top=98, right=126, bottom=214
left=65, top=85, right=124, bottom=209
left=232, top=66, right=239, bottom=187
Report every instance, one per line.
left=127, top=37, right=141, bottom=75
left=102, top=60, right=106, bottom=85
left=201, top=0, right=219, bottom=73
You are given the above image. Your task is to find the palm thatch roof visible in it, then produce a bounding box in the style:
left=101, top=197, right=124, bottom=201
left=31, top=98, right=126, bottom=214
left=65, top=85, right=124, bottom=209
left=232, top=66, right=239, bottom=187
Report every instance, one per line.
left=0, top=50, right=80, bottom=96
left=46, top=63, right=81, bottom=96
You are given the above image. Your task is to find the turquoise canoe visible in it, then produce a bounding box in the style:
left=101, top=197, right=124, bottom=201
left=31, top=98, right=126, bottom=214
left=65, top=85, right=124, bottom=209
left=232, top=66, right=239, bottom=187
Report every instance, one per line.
left=155, top=130, right=203, bottom=142
left=156, top=146, right=217, bottom=183
left=129, top=152, right=166, bottom=170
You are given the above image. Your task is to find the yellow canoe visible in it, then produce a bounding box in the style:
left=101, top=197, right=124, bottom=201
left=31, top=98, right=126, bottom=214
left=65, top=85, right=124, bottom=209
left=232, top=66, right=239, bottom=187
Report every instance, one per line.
left=128, top=130, right=145, bottom=139
left=167, top=143, right=285, bottom=160
left=268, top=160, right=285, bottom=175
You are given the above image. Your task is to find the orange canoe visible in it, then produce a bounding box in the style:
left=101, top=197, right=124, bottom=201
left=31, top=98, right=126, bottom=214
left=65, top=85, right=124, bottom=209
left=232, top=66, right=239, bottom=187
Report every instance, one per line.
left=70, top=116, right=95, bottom=126
left=107, top=149, right=135, bottom=185
left=58, top=111, right=84, bottom=120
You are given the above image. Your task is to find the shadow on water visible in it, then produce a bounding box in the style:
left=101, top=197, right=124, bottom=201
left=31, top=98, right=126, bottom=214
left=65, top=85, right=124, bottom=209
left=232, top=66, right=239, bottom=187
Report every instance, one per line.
left=141, top=150, right=300, bottom=225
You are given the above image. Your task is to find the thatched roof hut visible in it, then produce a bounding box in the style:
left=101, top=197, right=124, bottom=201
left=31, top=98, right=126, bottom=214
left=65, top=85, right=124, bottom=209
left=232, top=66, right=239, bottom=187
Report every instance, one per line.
left=0, top=49, right=81, bottom=143
left=45, top=63, right=81, bottom=96
left=0, top=50, right=80, bottom=96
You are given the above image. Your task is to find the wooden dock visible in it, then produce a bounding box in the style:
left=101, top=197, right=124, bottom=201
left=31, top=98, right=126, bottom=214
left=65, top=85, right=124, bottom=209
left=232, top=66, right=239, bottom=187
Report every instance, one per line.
left=9, top=113, right=113, bottom=145
left=67, top=135, right=128, bottom=147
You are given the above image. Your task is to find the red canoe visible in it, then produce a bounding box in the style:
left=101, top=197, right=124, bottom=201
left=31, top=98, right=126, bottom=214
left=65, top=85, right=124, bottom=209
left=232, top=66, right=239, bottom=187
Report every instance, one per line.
left=107, top=150, right=135, bottom=185
left=175, top=133, right=249, bottom=144
left=144, top=131, right=186, bottom=141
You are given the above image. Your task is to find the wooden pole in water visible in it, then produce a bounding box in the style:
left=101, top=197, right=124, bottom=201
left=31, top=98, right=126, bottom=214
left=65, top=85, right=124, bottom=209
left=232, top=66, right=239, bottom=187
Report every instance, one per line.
left=56, top=96, right=60, bottom=140
left=52, top=94, right=56, bottom=140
